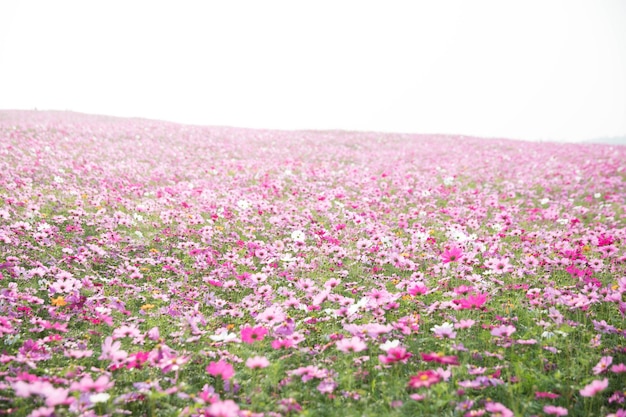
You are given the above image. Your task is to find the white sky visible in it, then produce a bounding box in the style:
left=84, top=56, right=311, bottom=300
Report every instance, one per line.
left=1, top=1, right=625, bottom=142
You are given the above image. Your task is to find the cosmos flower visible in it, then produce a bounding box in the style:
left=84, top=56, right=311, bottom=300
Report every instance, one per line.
left=453, top=293, right=488, bottom=310
left=69, top=374, right=114, bottom=393
left=245, top=356, right=270, bottom=369
left=485, top=402, right=513, bottom=417
left=379, top=346, right=413, bottom=364
left=240, top=326, right=268, bottom=344
left=579, top=378, right=608, bottom=397
left=592, top=356, right=612, bottom=374
left=543, top=405, right=568, bottom=416
left=491, top=325, right=516, bottom=338
left=207, top=399, right=240, bottom=417
left=206, top=360, right=235, bottom=380
left=441, top=246, right=464, bottom=263
left=336, top=337, right=367, bottom=353
left=408, top=370, right=441, bottom=388
left=421, top=352, right=459, bottom=365
left=431, top=322, right=457, bottom=339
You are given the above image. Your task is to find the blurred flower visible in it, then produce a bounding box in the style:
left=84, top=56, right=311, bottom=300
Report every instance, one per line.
left=336, top=337, right=367, bottom=353
left=207, top=399, right=240, bottom=417
left=50, top=296, right=66, bottom=307
left=408, top=370, right=441, bottom=388
left=241, top=326, right=267, bottom=344
left=245, top=356, right=270, bottom=369
left=431, top=322, right=457, bottom=339
left=592, top=356, right=612, bottom=375
left=543, top=405, right=568, bottom=416
left=579, top=378, right=608, bottom=397
left=206, top=360, right=235, bottom=380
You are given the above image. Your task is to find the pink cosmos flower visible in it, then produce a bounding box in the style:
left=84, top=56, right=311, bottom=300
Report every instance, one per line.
left=455, top=319, right=476, bottom=329
left=535, top=391, right=560, bottom=399
left=69, top=374, right=114, bottom=393
left=27, top=407, right=55, bottom=417
left=147, top=326, right=160, bottom=341
left=421, top=352, right=459, bottom=365
left=407, top=370, right=441, bottom=388
left=579, top=378, right=608, bottom=397
left=197, top=384, right=218, bottom=404
left=490, top=325, right=516, bottom=338
left=43, top=387, right=73, bottom=407
left=592, top=356, right=613, bottom=374
left=112, top=324, right=141, bottom=339
left=271, top=338, right=295, bottom=349
left=256, top=306, right=286, bottom=325
left=378, top=346, right=413, bottom=364
left=485, top=402, right=513, bottom=417
left=65, top=349, right=93, bottom=359
left=454, top=293, right=488, bottom=310
left=407, top=284, right=428, bottom=296
left=441, top=246, right=464, bottom=263
left=240, top=326, right=268, bottom=344
left=488, top=257, right=513, bottom=274
left=464, top=410, right=486, bottom=417
left=336, top=337, right=367, bottom=353
left=317, top=379, right=338, bottom=394
left=206, top=360, right=235, bottom=380
left=610, top=363, right=626, bottom=373
left=543, top=405, right=568, bottom=416
left=288, top=365, right=329, bottom=382
left=435, top=367, right=452, bottom=381
left=245, top=356, right=270, bottom=369
left=99, top=336, right=128, bottom=362
left=207, top=399, right=240, bottom=417
left=158, top=354, right=190, bottom=373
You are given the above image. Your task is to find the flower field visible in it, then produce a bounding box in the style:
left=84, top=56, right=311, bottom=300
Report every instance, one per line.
left=0, top=110, right=625, bottom=417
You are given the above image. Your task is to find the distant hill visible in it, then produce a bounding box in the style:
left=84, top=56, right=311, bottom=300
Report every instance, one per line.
left=582, top=136, right=626, bottom=145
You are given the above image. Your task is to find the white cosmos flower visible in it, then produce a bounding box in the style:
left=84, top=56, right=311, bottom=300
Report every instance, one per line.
left=237, top=199, right=251, bottom=210
left=291, top=230, right=305, bottom=242
left=347, top=297, right=369, bottom=315
left=379, top=339, right=401, bottom=351
left=89, top=393, right=110, bottom=403
left=281, top=253, right=296, bottom=263
left=209, top=329, right=238, bottom=343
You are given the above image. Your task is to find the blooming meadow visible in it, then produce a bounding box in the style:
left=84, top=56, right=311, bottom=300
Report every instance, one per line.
left=0, top=110, right=625, bottom=417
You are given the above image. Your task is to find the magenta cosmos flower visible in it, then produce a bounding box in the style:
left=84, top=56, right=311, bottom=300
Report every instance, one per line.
left=421, top=352, right=459, bottom=365
left=454, top=293, right=488, bottom=310
left=240, top=325, right=268, bottom=344
left=378, top=346, right=413, bottom=364
left=441, top=246, right=464, bottom=263
left=407, top=370, right=441, bottom=389
left=206, top=360, right=235, bottom=380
